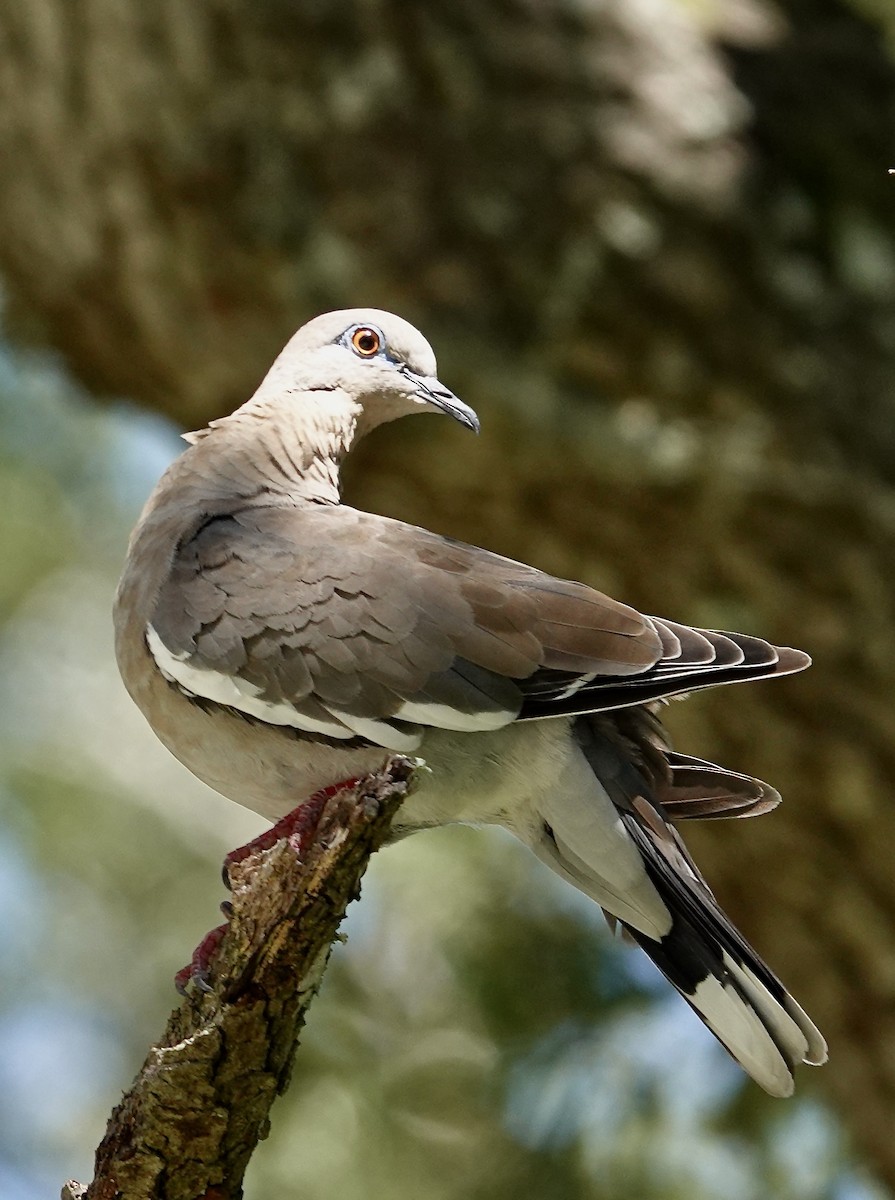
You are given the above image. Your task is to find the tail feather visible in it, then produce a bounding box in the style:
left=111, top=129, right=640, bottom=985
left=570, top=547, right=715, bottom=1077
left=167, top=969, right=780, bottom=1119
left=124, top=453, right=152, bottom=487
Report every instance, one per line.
left=557, top=712, right=827, bottom=1095
left=621, top=812, right=827, bottom=1096
left=658, top=752, right=782, bottom=820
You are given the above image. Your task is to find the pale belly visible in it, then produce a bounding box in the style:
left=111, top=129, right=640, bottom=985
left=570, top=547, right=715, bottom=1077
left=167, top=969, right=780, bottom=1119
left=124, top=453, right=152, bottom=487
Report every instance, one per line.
left=131, top=666, right=666, bottom=933
left=134, top=657, right=577, bottom=835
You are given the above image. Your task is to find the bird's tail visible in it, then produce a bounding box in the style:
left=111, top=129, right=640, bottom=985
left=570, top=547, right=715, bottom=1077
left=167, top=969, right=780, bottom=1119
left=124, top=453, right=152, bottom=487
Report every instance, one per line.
left=618, top=807, right=827, bottom=1096
left=543, top=715, right=828, bottom=1096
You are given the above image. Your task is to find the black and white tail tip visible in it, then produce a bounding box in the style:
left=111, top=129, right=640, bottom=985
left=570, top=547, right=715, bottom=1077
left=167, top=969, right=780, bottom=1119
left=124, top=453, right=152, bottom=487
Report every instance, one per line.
left=626, top=844, right=827, bottom=1097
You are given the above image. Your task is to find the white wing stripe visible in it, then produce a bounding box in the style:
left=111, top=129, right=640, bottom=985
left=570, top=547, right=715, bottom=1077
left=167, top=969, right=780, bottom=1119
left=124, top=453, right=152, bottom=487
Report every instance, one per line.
left=396, top=698, right=513, bottom=731
left=147, top=625, right=448, bottom=751
left=146, top=625, right=353, bottom=739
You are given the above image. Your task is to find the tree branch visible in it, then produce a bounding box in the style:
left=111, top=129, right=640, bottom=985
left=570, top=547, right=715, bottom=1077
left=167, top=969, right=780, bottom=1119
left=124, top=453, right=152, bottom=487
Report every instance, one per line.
left=64, top=757, right=417, bottom=1200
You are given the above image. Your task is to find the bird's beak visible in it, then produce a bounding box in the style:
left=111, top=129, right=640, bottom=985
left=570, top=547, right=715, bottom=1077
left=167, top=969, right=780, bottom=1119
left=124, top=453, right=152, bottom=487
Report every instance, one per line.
left=401, top=368, right=480, bottom=433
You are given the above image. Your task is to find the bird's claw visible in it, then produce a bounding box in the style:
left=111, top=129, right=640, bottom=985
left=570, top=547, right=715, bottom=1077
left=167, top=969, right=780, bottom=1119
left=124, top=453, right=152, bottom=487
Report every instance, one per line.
left=174, top=922, right=229, bottom=995
left=178, top=781, right=361, bottom=992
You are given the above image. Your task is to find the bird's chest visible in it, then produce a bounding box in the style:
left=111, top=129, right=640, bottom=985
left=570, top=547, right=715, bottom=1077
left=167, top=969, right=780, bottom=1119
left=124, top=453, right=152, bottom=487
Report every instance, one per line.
left=126, top=650, right=388, bottom=821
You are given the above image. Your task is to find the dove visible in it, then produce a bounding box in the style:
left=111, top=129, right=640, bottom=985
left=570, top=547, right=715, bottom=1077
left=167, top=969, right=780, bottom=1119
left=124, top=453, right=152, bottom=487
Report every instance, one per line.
left=115, top=308, right=826, bottom=1096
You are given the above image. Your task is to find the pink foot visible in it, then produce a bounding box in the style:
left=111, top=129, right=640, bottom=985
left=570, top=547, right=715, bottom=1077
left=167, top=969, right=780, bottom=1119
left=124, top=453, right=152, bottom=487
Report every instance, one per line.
left=176, top=777, right=361, bottom=993
left=175, top=921, right=228, bottom=995
left=222, top=777, right=362, bottom=885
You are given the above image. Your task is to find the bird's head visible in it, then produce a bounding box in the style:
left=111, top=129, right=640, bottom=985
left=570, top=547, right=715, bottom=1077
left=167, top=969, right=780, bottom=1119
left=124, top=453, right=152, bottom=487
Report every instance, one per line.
left=255, top=308, right=480, bottom=435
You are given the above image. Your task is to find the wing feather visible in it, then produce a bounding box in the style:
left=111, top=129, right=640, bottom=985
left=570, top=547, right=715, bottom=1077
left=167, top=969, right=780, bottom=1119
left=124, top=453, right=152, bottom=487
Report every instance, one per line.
left=148, top=506, right=803, bottom=748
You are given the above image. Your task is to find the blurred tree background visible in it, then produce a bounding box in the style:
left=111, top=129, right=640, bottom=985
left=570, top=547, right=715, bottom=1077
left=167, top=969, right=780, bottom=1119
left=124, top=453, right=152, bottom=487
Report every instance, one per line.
left=0, top=0, right=893, bottom=1196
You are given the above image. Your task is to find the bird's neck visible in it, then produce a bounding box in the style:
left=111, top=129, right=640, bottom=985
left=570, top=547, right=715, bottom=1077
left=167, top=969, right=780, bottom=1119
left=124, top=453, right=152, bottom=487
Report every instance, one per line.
left=188, top=389, right=364, bottom=507
left=115, top=390, right=368, bottom=633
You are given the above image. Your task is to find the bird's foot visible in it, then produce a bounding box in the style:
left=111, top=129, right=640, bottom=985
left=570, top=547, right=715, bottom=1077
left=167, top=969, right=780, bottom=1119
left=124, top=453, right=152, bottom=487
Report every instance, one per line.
left=175, top=916, right=230, bottom=995
left=221, top=776, right=362, bottom=887
left=175, top=777, right=362, bottom=993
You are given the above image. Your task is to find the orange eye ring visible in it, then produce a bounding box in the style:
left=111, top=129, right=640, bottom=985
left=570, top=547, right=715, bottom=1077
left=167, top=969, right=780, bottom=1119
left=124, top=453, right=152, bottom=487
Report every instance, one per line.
left=350, top=326, right=382, bottom=357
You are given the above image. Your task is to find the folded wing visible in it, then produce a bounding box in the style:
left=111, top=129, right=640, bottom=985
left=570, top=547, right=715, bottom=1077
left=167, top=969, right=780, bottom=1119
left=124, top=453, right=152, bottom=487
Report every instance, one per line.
left=147, top=505, right=807, bottom=750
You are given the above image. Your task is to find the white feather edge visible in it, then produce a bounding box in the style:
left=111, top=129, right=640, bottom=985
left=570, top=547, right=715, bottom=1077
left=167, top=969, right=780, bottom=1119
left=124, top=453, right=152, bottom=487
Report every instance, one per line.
left=723, top=954, right=828, bottom=1068
left=145, top=625, right=512, bottom=751
left=691, top=952, right=826, bottom=1097
left=691, top=972, right=795, bottom=1097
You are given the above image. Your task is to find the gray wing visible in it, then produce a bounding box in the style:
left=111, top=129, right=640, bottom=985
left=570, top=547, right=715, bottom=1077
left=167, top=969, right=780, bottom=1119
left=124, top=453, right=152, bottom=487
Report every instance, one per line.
left=148, top=505, right=664, bottom=750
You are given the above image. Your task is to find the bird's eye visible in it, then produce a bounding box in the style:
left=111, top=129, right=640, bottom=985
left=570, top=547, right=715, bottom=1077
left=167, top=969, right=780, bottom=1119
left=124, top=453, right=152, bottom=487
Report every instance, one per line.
left=350, top=326, right=382, bottom=357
